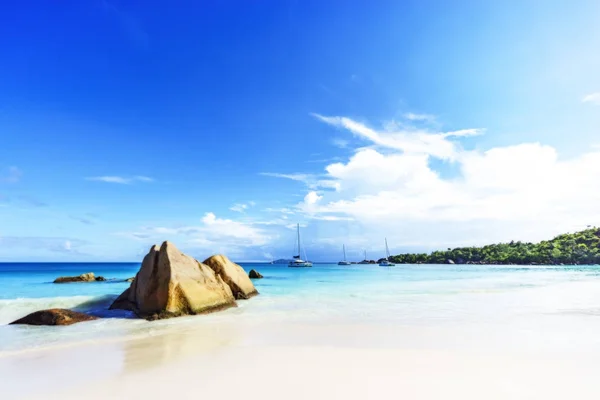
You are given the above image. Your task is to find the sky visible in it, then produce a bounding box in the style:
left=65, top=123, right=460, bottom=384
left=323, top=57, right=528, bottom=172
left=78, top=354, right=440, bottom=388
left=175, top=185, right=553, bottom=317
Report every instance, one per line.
left=1, top=0, right=600, bottom=262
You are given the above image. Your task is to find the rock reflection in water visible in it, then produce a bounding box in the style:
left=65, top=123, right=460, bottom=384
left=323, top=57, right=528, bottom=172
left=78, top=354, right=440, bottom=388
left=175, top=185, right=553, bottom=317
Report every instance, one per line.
left=121, top=322, right=241, bottom=372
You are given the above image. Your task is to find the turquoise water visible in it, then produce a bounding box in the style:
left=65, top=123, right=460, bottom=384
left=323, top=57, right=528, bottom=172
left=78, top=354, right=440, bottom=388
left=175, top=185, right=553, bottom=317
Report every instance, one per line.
left=0, top=263, right=139, bottom=300
left=3, top=262, right=600, bottom=353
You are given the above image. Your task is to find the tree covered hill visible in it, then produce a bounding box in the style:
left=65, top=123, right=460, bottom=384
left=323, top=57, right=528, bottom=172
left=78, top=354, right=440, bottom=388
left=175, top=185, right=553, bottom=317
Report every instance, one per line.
left=390, top=228, right=600, bottom=265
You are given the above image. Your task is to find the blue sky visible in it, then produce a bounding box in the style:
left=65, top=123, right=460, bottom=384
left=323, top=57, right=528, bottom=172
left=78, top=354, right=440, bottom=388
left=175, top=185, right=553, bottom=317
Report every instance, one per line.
left=1, top=1, right=599, bottom=261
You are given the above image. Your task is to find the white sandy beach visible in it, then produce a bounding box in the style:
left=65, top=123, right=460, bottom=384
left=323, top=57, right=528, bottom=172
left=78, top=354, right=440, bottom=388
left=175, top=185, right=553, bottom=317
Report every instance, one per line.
left=5, top=264, right=600, bottom=400
left=3, top=318, right=600, bottom=400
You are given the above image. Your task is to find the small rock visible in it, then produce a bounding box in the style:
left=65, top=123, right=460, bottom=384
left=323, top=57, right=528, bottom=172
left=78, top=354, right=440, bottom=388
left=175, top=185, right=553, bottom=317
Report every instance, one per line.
left=125, top=277, right=135, bottom=282
left=248, top=269, right=263, bottom=279
left=10, top=309, right=98, bottom=326
left=54, top=272, right=96, bottom=283
left=95, top=276, right=106, bottom=282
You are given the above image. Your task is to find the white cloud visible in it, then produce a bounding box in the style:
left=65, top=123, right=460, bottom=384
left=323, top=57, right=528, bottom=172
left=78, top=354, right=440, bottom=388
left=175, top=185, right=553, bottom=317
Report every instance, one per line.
left=230, top=202, right=256, bottom=213
left=122, top=212, right=273, bottom=255
left=404, top=112, right=435, bottom=122
left=582, top=92, right=600, bottom=105
left=230, top=203, right=249, bottom=213
left=264, top=207, right=296, bottom=215
left=252, top=217, right=293, bottom=226
left=309, top=215, right=354, bottom=221
left=198, top=212, right=270, bottom=245
left=285, top=222, right=307, bottom=230
left=260, top=172, right=311, bottom=182
left=442, top=128, right=484, bottom=138
left=325, top=148, right=437, bottom=194
left=315, top=180, right=341, bottom=191
left=134, top=175, right=154, bottom=182
left=291, top=114, right=600, bottom=250
left=311, top=113, right=483, bottom=161
left=1, top=166, right=22, bottom=183
left=0, top=236, right=87, bottom=254
left=86, top=176, right=154, bottom=184
left=304, top=191, right=322, bottom=205
left=87, top=176, right=130, bottom=184
left=261, top=171, right=339, bottom=191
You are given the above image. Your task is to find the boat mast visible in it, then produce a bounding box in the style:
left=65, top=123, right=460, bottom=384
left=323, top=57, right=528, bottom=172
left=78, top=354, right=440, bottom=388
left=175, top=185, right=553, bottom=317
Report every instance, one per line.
left=385, top=238, right=389, bottom=260
left=343, top=244, right=347, bottom=261
left=364, top=250, right=367, bottom=261
left=297, top=223, right=301, bottom=258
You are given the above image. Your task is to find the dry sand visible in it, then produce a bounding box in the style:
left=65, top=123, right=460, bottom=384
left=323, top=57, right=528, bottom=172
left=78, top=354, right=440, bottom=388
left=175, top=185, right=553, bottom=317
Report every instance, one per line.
left=3, top=320, right=600, bottom=400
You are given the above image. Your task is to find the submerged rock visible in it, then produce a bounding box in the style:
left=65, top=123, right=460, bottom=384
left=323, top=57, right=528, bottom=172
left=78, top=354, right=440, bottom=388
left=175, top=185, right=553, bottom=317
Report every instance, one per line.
left=54, top=272, right=96, bottom=283
left=204, top=255, right=259, bottom=299
left=109, top=242, right=236, bottom=319
left=248, top=269, right=263, bottom=279
left=10, top=309, right=98, bottom=326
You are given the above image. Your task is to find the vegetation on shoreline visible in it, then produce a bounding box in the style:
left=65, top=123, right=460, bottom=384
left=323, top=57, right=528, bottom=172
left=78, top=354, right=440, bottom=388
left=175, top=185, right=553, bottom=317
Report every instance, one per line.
left=389, top=228, right=600, bottom=265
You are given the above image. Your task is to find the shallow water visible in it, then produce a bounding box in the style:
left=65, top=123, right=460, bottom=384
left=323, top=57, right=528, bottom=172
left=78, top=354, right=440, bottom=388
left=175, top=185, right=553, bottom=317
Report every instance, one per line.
left=2, top=262, right=600, bottom=354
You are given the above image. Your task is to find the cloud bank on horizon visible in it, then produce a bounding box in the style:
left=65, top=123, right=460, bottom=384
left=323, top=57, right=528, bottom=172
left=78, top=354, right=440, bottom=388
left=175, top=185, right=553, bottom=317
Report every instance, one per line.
left=3, top=117, right=600, bottom=262
left=99, top=110, right=600, bottom=262
left=261, top=113, right=600, bottom=253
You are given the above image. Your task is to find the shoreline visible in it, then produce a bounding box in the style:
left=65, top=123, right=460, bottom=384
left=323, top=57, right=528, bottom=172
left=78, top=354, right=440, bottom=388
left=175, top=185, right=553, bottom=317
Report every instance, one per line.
left=3, top=263, right=600, bottom=399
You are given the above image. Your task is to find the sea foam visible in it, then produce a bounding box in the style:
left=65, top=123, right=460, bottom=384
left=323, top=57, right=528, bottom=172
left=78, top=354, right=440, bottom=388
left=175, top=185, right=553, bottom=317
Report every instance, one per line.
left=0, top=295, right=107, bottom=325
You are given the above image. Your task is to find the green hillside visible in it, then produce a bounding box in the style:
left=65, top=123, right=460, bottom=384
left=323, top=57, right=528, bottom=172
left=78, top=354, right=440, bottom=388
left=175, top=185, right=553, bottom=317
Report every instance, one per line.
left=390, top=228, right=600, bottom=265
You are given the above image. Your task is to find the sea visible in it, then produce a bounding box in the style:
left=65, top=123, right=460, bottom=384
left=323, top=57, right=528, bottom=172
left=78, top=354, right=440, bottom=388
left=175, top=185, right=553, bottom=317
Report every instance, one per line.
left=3, top=262, right=600, bottom=355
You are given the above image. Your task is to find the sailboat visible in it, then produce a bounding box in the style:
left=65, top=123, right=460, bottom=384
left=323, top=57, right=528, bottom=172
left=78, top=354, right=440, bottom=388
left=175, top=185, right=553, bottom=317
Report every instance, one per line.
left=379, top=238, right=395, bottom=267
left=358, top=250, right=370, bottom=264
left=338, top=244, right=351, bottom=265
left=289, top=223, right=312, bottom=268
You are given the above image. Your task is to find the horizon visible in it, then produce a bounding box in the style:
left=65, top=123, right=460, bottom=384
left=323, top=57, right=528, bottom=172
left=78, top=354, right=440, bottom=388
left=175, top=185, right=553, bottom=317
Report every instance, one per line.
left=0, top=226, right=596, bottom=264
left=1, top=1, right=600, bottom=262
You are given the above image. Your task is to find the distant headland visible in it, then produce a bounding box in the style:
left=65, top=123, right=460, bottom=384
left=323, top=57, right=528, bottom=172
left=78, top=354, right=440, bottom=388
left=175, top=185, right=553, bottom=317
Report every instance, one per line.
left=389, top=228, right=600, bottom=265
left=272, top=258, right=293, bottom=264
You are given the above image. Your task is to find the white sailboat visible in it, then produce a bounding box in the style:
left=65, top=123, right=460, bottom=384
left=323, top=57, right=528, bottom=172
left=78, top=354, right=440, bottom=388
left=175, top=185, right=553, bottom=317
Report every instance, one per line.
left=338, top=244, right=351, bottom=265
left=379, top=238, right=395, bottom=267
left=289, top=223, right=312, bottom=268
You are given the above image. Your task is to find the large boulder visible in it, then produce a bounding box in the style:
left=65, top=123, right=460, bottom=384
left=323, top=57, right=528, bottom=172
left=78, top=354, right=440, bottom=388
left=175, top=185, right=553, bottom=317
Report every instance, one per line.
left=110, top=242, right=236, bottom=319
left=54, top=272, right=96, bottom=283
left=10, top=309, right=98, bottom=326
left=248, top=269, right=263, bottom=279
left=203, top=255, right=259, bottom=299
